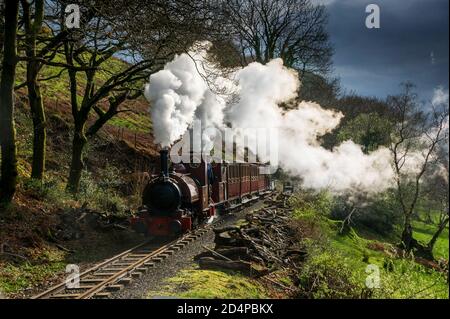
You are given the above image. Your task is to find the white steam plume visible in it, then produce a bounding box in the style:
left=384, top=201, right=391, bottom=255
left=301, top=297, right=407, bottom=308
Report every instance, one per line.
left=226, top=59, right=396, bottom=194
left=144, top=44, right=442, bottom=195
left=144, top=45, right=230, bottom=148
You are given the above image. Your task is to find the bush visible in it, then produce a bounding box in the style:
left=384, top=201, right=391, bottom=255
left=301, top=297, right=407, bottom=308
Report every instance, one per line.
left=290, top=190, right=338, bottom=241
left=331, top=191, right=403, bottom=237
left=78, top=170, right=127, bottom=216
left=21, top=177, right=71, bottom=207
left=290, top=190, right=334, bottom=217
left=297, top=248, right=364, bottom=299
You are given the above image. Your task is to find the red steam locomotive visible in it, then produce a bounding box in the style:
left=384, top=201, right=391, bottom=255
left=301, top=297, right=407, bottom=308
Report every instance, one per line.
left=131, top=150, right=273, bottom=237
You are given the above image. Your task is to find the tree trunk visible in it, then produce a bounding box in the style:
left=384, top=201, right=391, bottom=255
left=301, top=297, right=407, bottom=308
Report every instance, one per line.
left=0, top=0, right=20, bottom=206
left=401, top=214, right=415, bottom=251
left=23, top=0, right=46, bottom=180
left=27, top=62, right=46, bottom=180
left=426, top=217, right=449, bottom=258
left=66, top=127, right=87, bottom=194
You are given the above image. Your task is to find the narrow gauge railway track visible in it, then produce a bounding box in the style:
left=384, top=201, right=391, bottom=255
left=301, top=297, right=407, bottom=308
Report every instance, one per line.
left=32, top=195, right=271, bottom=299
left=32, top=228, right=209, bottom=299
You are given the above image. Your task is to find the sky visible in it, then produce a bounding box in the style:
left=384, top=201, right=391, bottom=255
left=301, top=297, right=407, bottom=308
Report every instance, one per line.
left=314, top=0, right=449, bottom=101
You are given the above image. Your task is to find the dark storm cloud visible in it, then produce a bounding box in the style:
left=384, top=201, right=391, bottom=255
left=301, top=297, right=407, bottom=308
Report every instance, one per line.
left=321, top=0, right=449, bottom=99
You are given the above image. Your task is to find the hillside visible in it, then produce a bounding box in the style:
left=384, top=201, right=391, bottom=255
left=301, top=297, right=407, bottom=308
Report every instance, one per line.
left=0, top=57, right=161, bottom=297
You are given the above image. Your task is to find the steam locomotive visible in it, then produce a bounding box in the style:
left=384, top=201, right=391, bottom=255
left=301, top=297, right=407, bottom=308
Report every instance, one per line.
left=131, top=150, right=273, bottom=237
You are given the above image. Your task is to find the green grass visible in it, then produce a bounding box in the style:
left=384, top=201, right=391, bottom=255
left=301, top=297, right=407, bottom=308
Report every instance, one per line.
left=329, top=231, right=448, bottom=299
left=0, top=248, right=66, bottom=294
left=16, top=52, right=152, bottom=139
left=298, top=223, right=449, bottom=299
left=0, top=262, right=65, bottom=294
left=108, top=113, right=152, bottom=133
left=292, top=193, right=449, bottom=299
left=413, top=221, right=449, bottom=260
left=148, top=269, right=268, bottom=299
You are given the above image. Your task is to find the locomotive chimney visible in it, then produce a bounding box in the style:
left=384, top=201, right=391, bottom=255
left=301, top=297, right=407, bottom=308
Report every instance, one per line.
left=160, top=148, right=169, bottom=180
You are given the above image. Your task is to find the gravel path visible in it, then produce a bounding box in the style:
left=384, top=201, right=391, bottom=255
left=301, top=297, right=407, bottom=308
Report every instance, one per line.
left=112, top=201, right=266, bottom=299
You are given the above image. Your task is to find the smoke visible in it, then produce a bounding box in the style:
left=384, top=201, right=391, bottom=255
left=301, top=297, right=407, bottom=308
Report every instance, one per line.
left=226, top=59, right=396, bottom=194
left=144, top=48, right=208, bottom=147
left=144, top=45, right=231, bottom=148
left=144, top=44, right=442, bottom=195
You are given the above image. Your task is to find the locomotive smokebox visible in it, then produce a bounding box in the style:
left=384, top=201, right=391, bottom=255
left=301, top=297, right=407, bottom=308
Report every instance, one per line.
left=160, top=148, right=169, bottom=179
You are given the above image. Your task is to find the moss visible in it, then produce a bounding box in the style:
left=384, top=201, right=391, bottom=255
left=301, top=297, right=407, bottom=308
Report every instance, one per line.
left=279, top=276, right=293, bottom=287
left=148, top=269, right=268, bottom=299
left=235, top=219, right=249, bottom=228
left=0, top=247, right=66, bottom=294
left=0, top=262, right=65, bottom=294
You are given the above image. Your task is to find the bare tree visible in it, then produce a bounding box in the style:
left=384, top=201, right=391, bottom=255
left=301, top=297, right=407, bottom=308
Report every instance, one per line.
left=224, top=0, right=332, bottom=78
left=0, top=0, right=20, bottom=207
left=420, top=145, right=449, bottom=259
left=15, top=0, right=74, bottom=180
left=388, top=83, right=449, bottom=254
left=61, top=0, right=218, bottom=193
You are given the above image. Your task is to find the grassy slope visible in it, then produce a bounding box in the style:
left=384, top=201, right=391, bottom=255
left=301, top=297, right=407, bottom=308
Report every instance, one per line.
left=293, top=196, right=449, bottom=299
left=1, top=55, right=155, bottom=297
left=15, top=53, right=152, bottom=134
left=12, top=53, right=155, bottom=213
left=413, top=221, right=449, bottom=260
left=328, top=230, right=448, bottom=298
left=0, top=249, right=66, bottom=294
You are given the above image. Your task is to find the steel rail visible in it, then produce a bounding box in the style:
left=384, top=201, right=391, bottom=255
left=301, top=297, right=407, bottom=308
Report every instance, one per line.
left=75, top=237, right=183, bottom=299
left=32, top=194, right=271, bottom=299
left=31, top=240, right=152, bottom=299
